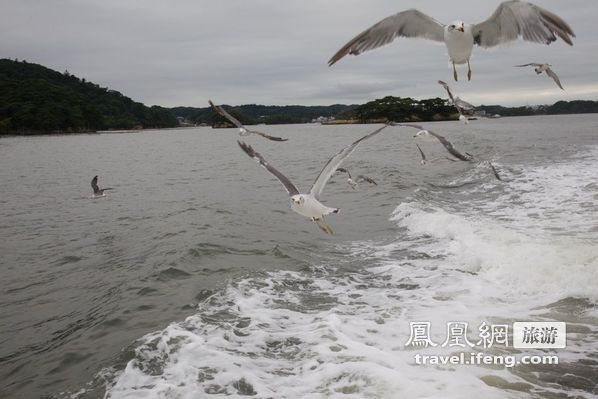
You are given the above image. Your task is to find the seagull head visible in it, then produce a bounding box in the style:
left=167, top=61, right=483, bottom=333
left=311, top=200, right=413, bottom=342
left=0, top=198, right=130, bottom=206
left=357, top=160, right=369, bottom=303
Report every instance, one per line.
left=291, top=195, right=304, bottom=206
left=449, top=21, right=465, bottom=33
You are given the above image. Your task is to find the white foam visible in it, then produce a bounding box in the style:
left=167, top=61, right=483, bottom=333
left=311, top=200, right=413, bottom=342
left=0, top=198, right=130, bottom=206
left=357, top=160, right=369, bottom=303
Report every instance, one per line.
left=102, top=147, right=598, bottom=399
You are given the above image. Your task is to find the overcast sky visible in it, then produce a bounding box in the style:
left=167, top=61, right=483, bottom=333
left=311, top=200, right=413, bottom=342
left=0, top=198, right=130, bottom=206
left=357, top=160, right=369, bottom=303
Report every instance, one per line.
left=1, top=0, right=597, bottom=107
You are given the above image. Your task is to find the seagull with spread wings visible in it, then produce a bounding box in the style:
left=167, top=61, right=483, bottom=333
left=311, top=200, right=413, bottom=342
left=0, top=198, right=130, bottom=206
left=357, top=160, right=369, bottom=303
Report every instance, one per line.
left=209, top=100, right=288, bottom=142
left=397, top=123, right=474, bottom=162
left=336, top=167, right=378, bottom=189
left=438, top=80, right=476, bottom=123
left=237, top=125, right=388, bottom=234
left=515, top=63, right=564, bottom=90
left=328, top=1, right=575, bottom=81
left=91, top=175, right=112, bottom=197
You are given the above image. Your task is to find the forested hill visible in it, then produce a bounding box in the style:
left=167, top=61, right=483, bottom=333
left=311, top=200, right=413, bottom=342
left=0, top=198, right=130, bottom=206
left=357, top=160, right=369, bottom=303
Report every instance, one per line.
left=0, top=59, right=178, bottom=134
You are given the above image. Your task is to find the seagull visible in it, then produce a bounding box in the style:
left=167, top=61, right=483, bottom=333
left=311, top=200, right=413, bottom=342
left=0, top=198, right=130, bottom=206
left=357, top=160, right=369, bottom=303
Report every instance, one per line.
left=209, top=100, right=288, bottom=141
left=336, top=167, right=378, bottom=189
left=397, top=123, right=474, bottom=162
left=515, top=63, right=564, bottom=90
left=237, top=124, right=388, bottom=234
left=328, top=1, right=575, bottom=81
left=91, top=175, right=112, bottom=197
left=438, top=80, right=476, bottom=123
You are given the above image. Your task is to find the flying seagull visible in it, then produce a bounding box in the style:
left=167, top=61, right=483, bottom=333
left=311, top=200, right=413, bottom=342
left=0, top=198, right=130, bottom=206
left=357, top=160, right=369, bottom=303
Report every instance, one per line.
left=397, top=123, right=474, bottom=162
left=515, top=63, right=564, bottom=90
left=91, top=175, right=112, bottom=196
left=438, top=80, right=476, bottom=123
left=328, top=1, right=575, bottom=81
left=336, top=167, right=378, bottom=189
left=237, top=124, right=388, bottom=234
left=209, top=100, right=288, bottom=141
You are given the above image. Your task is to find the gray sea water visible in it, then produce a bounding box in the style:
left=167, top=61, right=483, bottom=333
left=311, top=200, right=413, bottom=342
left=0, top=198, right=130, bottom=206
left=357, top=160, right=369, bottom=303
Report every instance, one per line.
left=0, top=115, right=597, bottom=398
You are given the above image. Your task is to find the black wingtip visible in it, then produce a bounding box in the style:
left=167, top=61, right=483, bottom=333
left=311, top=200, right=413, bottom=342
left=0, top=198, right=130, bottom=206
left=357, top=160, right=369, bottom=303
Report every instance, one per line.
left=237, top=140, right=254, bottom=157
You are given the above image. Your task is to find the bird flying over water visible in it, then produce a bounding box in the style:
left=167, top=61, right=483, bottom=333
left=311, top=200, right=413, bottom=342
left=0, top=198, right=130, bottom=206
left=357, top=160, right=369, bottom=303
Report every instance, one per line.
left=91, top=175, right=112, bottom=196
left=209, top=100, right=288, bottom=141
left=438, top=80, right=476, bottom=123
left=336, top=167, right=378, bottom=189
left=397, top=123, right=474, bottom=162
left=237, top=124, right=388, bottom=234
left=515, top=63, right=564, bottom=90
left=328, top=1, right=575, bottom=81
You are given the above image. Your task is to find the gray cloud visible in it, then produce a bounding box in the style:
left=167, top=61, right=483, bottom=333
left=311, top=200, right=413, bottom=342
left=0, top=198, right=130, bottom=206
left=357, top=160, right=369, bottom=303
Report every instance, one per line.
left=1, top=0, right=596, bottom=107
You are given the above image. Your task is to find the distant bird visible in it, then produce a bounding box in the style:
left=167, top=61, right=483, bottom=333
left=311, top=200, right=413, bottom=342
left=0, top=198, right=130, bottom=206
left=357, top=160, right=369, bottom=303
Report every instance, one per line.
left=397, top=123, right=474, bottom=162
left=91, top=175, right=112, bottom=196
left=237, top=124, right=388, bottom=234
left=209, top=100, right=288, bottom=141
left=328, top=1, right=575, bottom=81
left=336, top=167, right=378, bottom=189
left=438, top=80, right=476, bottom=123
left=515, top=63, right=564, bottom=90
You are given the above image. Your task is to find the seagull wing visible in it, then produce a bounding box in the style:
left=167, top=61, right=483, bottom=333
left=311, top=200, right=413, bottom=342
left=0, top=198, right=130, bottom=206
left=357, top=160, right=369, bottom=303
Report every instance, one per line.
left=328, top=9, right=444, bottom=66
left=246, top=129, right=289, bottom=142
left=91, top=176, right=100, bottom=194
left=237, top=141, right=300, bottom=196
left=545, top=67, right=564, bottom=90
left=488, top=161, right=502, bottom=181
left=473, top=1, right=575, bottom=48
left=209, top=100, right=244, bottom=129
left=336, top=167, right=352, bottom=179
left=401, top=124, right=473, bottom=162
left=357, top=175, right=378, bottom=185
left=454, top=97, right=476, bottom=111
left=427, top=130, right=473, bottom=162
left=514, top=62, right=542, bottom=67
left=438, top=80, right=457, bottom=104
left=416, top=143, right=427, bottom=162
left=309, top=124, right=388, bottom=199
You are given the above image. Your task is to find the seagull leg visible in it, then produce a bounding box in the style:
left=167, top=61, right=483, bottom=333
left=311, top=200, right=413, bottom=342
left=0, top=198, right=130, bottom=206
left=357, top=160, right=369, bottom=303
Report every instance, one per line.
left=453, top=62, right=458, bottom=81
left=467, top=60, right=472, bottom=81
left=312, top=217, right=334, bottom=235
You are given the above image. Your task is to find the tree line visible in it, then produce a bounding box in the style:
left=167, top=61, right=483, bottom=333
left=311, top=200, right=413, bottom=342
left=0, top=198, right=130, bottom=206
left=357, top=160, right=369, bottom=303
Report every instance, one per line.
left=2, top=58, right=596, bottom=134
left=0, top=59, right=178, bottom=134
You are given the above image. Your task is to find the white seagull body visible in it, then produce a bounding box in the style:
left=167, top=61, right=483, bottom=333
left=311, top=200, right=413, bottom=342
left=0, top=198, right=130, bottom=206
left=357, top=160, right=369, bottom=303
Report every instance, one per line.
left=515, top=63, right=564, bottom=90
left=238, top=124, right=388, bottom=234
left=329, top=1, right=575, bottom=81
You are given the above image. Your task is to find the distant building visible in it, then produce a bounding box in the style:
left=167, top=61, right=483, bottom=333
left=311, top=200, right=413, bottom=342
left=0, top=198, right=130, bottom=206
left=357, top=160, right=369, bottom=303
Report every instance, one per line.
left=311, top=116, right=335, bottom=123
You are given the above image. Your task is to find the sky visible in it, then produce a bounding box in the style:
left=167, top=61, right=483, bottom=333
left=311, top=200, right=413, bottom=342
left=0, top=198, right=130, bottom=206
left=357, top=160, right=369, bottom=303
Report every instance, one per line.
left=1, top=0, right=597, bottom=108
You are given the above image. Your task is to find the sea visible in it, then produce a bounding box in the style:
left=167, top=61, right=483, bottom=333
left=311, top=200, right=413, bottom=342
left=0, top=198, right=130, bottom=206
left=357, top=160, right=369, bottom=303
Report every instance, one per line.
left=0, top=114, right=596, bottom=398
